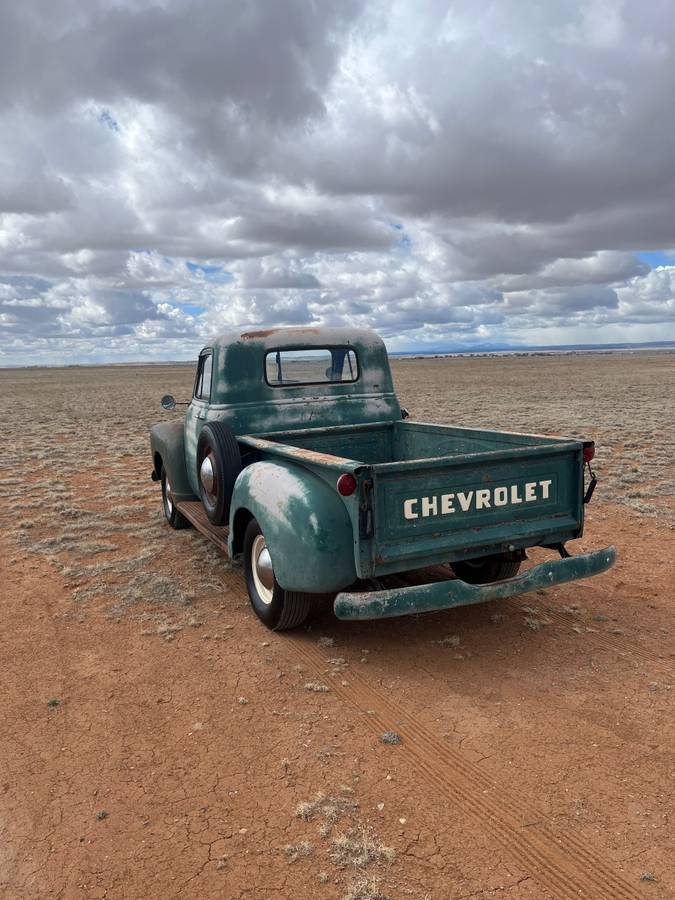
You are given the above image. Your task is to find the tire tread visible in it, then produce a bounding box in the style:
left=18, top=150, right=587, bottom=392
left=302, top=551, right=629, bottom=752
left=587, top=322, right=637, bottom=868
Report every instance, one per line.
left=493, top=559, right=521, bottom=580
left=451, top=555, right=521, bottom=584
left=274, top=591, right=313, bottom=631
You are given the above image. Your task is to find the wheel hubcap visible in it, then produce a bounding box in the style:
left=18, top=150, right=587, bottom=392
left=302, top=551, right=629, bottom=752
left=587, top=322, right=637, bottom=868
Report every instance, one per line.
left=200, top=453, right=216, bottom=497
left=164, top=475, right=173, bottom=514
left=251, top=533, right=274, bottom=605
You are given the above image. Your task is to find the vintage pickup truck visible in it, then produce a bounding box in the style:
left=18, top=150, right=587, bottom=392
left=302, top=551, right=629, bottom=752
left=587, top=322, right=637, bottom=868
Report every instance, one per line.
left=150, top=326, right=615, bottom=631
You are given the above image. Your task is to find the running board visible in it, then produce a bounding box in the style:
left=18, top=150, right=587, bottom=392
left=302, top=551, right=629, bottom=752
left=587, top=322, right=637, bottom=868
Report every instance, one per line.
left=176, top=501, right=229, bottom=554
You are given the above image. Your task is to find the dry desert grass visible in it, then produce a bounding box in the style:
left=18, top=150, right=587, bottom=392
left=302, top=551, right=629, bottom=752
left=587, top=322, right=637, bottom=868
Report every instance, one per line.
left=0, top=350, right=673, bottom=899
left=1, top=351, right=671, bottom=634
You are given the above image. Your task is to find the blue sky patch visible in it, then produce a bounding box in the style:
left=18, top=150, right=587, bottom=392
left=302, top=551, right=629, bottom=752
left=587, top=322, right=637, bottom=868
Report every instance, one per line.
left=99, top=109, right=120, bottom=132
left=395, top=232, right=412, bottom=253
left=635, top=251, right=675, bottom=267
left=179, top=303, right=206, bottom=316
left=390, top=222, right=412, bottom=252
left=185, top=261, right=232, bottom=283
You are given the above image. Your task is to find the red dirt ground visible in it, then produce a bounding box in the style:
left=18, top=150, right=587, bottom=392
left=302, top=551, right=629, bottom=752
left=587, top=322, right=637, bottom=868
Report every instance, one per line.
left=2, top=503, right=673, bottom=900
left=1, top=353, right=673, bottom=899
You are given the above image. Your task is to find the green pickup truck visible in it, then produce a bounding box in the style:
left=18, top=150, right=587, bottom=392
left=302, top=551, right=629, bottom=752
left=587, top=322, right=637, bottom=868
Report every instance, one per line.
left=150, top=326, right=615, bottom=631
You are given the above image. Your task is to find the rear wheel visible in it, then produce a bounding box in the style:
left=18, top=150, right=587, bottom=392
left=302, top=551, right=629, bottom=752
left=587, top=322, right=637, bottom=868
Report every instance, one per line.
left=161, top=465, right=190, bottom=530
left=451, top=554, right=521, bottom=585
left=243, top=518, right=312, bottom=631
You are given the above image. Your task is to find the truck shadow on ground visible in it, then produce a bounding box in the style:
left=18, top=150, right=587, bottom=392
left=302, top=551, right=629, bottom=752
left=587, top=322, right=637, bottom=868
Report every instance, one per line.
left=293, top=585, right=649, bottom=749
left=302, top=589, right=578, bottom=691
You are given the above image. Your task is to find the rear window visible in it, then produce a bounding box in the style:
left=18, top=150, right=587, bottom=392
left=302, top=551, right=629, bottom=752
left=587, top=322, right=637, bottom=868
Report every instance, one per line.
left=265, top=347, right=359, bottom=386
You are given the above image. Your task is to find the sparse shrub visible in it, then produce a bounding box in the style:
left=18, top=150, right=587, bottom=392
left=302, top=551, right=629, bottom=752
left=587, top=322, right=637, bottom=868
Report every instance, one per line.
left=295, top=793, right=327, bottom=821
left=330, top=825, right=395, bottom=869
left=304, top=682, right=330, bottom=693
left=284, top=841, right=313, bottom=863
left=343, top=876, right=386, bottom=900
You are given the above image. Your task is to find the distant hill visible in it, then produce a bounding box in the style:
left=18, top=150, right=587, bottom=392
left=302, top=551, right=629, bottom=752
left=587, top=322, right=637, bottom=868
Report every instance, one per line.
left=2, top=340, right=674, bottom=369
left=389, top=341, right=675, bottom=357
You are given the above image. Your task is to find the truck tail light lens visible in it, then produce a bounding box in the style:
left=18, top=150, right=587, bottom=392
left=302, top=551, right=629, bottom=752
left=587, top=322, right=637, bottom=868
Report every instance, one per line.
left=337, top=473, right=357, bottom=496
left=583, top=443, right=595, bottom=464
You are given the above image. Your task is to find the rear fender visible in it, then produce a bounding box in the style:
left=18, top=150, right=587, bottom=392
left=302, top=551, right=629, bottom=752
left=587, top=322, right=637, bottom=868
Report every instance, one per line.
left=149, top=422, right=195, bottom=503
left=228, top=461, right=356, bottom=593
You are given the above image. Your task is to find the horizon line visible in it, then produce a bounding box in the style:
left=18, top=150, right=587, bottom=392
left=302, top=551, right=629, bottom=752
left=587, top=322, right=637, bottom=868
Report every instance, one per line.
left=2, top=339, right=674, bottom=370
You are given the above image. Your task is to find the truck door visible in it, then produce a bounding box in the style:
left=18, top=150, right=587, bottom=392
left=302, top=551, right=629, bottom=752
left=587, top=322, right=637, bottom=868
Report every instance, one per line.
left=184, top=349, right=213, bottom=496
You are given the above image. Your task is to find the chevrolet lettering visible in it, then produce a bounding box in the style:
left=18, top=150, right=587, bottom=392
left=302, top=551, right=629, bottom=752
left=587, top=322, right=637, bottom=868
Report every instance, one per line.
left=403, top=480, right=553, bottom=519
left=149, top=326, right=615, bottom=631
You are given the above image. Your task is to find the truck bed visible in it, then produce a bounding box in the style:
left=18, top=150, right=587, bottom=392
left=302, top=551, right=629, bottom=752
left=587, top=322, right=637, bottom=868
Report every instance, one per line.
left=247, top=420, right=577, bottom=465
left=241, top=420, right=586, bottom=576
left=264, top=420, right=566, bottom=463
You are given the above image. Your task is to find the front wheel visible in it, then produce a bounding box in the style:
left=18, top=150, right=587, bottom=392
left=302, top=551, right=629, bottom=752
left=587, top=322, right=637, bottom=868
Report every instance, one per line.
left=451, top=553, right=521, bottom=584
left=161, top=465, right=190, bottom=530
left=243, top=519, right=312, bottom=631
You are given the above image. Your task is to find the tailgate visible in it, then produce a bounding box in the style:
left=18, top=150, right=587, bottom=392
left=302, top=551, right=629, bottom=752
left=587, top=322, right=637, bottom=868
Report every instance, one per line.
left=369, top=442, right=583, bottom=574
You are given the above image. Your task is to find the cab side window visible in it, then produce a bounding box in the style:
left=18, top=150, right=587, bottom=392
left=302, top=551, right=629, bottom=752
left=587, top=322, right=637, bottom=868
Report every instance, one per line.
left=194, top=351, right=213, bottom=401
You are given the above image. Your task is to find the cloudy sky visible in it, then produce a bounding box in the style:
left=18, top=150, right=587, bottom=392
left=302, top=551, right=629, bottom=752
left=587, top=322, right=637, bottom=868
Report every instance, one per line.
left=1, top=0, right=675, bottom=365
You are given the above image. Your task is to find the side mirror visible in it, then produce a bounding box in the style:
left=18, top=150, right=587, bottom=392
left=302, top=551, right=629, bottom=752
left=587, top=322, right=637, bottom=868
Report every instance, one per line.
left=161, top=394, right=176, bottom=410
left=401, top=406, right=410, bottom=420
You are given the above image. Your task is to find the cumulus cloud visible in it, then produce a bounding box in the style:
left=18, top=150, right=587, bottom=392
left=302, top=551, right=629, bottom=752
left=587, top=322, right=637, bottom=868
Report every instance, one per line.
left=0, top=0, right=674, bottom=364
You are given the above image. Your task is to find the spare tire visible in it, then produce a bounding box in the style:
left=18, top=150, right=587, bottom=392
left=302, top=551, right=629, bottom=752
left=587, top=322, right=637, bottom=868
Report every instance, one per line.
left=196, top=421, right=242, bottom=525
left=451, top=554, right=521, bottom=585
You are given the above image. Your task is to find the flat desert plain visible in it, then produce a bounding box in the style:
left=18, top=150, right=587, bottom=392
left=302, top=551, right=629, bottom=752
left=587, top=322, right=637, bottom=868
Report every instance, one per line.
left=0, top=351, right=673, bottom=900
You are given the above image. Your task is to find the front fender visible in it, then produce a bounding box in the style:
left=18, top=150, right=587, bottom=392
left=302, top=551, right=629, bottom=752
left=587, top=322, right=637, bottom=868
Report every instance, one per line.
left=228, top=461, right=357, bottom=593
left=149, top=421, right=195, bottom=503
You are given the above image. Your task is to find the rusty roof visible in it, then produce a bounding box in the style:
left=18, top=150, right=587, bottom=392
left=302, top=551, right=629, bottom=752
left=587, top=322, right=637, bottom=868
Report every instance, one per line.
left=209, top=325, right=383, bottom=351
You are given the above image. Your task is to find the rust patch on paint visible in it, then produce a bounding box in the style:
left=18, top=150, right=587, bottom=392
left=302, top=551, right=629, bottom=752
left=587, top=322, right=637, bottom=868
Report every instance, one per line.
left=240, top=328, right=282, bottom=340
left=240, top=327, right=321, bottom=341
left=241, top=434, right=352, bottom=466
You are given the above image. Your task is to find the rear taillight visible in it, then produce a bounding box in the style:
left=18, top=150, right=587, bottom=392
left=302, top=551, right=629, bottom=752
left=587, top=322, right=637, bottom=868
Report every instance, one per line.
left=583, top=443, right=595, bottom=464
left=337, top=473, right=357, bottom=496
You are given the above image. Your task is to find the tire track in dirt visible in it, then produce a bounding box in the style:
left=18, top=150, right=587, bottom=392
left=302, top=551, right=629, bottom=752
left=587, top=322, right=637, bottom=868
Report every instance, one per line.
left=510, top=598, right=675, bottom=677
left=290, top=637, right=644, bottom=900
